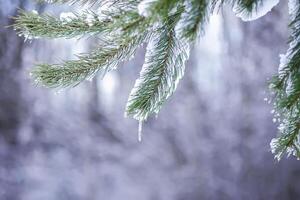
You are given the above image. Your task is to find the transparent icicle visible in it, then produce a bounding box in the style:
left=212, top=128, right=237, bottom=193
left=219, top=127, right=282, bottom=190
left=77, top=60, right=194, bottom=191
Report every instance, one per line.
left=138, top=120, right=143, bottom=142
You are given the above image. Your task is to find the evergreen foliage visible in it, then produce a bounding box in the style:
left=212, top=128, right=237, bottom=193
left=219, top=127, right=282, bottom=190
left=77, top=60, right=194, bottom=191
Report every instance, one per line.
left=269, top=0, right=300, bottom=160
left=126, top=9, right=189, bottom=121
left=13, top=0, right=300, bottom=160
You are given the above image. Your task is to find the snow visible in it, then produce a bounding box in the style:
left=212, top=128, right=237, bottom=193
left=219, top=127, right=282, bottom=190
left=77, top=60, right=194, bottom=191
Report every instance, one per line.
left=286, top=78, right=293, bottom=95
left=233, top=0, right=280, bottom=21
left=175, top=0, right=195, bottom=39
left=137, top=0, right=153, bottom=17
left=31, top=10, right=38, bottom=15
left=289, top=0, right=299, bottom=17
left=59, top=12, right=76, bottom=22
left=84, top=13, right=96, bottom=27
left=270, top=138, right=279, bottom=154
left=277, top=0, right=300, bottom=95
left=278, top=54, right=289, bottom=73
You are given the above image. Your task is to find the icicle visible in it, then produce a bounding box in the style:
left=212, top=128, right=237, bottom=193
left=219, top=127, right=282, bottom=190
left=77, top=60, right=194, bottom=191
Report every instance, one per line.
left=138, top=120, right=143, bottom=142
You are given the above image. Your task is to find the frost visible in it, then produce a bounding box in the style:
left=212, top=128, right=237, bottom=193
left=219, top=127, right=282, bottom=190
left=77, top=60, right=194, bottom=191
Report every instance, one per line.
left=60, top=12, right=76, bottom=22
left=270, top=137, right=284, bottom=161
left=31, top=10, right=38, bottom=15
left=278, top=54, right=289, bottom=73
left=270, top=138, right=279, bottom=154
left=175, top=0, right=203, bottom=40
left=22, top=32, right=39, bottom=42
left=277, top=0, right=300, bottom=88
left=233, top=0, right=280, bottom=21
left=288, top=0, right=299, bottom=18
left=84, top=13, right=96, bottom=27
left=137, top=0, right=154, bottom=17
left=286, top=79, right=293, bottom=95
left=125, top=25, right=189, bottom=122
left=277, top=123, right=285, bottom=131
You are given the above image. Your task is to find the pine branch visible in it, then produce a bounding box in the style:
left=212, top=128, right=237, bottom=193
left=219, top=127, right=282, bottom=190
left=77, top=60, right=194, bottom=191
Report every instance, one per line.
left=32, top=32, right=149, bottom=88
left=211, top=0, right=261, bottom=10
left=176, top=0, right=208, bottom=42
left=138, top=0, right=182, bottom=18
left=14, top=0, right=141, bottom=39
left=14, top=10, right=110, bottom=39
left=15, top=0, right=297, bottom=148
left=31, top=13, right=151, bottom=88
left=36, top=0, right=103, bottom=6
left=270, top=115, right=300, bottom=160
left=234, top=0, right=261, bottom=13
left=211, top=0, right=278, bottom=21
left=36, top=0, right=140, bottom=8
left=126, top=10, right=189, bottom=121
left=269, top=1, right=300, bottom=160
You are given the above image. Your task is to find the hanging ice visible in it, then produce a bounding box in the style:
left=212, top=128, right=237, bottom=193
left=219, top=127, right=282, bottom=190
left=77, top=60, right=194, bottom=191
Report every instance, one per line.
left=233, top=0, right=280, bottom=21
left=138, top=120, right=143, bottom=142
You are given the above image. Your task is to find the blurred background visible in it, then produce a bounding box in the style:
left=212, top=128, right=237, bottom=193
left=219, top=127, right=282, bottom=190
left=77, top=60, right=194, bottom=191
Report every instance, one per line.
left=1, top=0, right=300, bottom=199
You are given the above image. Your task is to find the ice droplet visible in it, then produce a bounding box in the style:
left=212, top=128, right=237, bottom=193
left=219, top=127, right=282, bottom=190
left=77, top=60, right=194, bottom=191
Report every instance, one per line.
left=138, top=120, right=143, bottom=142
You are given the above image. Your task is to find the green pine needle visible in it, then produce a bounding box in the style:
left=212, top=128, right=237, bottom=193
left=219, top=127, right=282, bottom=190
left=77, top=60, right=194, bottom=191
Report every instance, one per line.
left=269, top=2, right=300, bottom=160
left=126, top=10, right=189, bottom=121
left=13, top=0, right=300, bottom=157
left=32, top=25, right=150, bottom=88
left=14, top=10, right=110, bottom=39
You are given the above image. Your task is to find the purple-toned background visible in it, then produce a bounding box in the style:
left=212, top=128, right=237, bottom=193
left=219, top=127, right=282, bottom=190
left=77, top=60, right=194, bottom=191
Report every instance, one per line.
left=0, top=0, right=299, bottom=199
